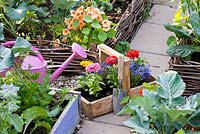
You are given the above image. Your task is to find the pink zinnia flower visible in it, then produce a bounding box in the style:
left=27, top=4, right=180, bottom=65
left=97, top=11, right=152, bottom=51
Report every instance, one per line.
left=86, top=63, right=101, bottom=73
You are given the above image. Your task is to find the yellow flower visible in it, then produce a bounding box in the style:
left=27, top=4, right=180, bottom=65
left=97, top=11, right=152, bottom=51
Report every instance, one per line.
left=80, top=60, right=93, bottom=67
left=53, top=39, right=60, bottom=47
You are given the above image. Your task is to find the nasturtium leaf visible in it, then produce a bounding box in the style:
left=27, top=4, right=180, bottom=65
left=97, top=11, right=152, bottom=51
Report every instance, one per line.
left=83, top=35, right=88, bottom=43
left=8, top=114, right=24, bottom=132
left=82, top=28, right=90, bottom=35
left=164, top=24, right=191, bottom=39
left=83, top=15, right=93, bottom=23
left=0, top=23, right=4, bottom=40
left=0, top=46, right=15, bottom=71
left=72, top=20, right=80, bottom=28
left=157, top=71, right=185, bottom=101
left=23, top=106, right=49, bottom=123
left=91, top=20, right=101, bottom=29
left=98, top=31, right=107, bottom=42
left=167, top=45, right=196, bottom=57
left=107, top=29, right=116, bottom=38
left=115, top=45, right=122, bottom=52
left=190, top=11, right=200, bottom=37
left=5, top=2, right=27, bottom=20
left=167, top=36, right=177, bottom=46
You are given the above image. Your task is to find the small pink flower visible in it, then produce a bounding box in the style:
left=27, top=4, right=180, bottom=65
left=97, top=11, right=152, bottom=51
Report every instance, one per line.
left=86, top=63, right=101, bottom=73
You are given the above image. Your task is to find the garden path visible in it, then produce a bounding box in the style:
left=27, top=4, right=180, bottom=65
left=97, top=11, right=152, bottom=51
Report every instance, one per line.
left=76, top=1, right=178, bottom=134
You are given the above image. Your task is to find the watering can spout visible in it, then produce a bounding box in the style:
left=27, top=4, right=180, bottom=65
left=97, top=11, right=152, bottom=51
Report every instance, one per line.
left=50, top=43, right=87, bottom=82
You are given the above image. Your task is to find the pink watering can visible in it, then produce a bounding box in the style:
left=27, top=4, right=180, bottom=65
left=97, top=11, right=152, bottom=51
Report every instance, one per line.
left=0, top=41, right=87, bottom=83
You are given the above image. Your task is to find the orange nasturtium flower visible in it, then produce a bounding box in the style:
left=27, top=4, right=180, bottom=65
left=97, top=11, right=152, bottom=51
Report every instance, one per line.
left=63, top=28, right=70, bottom=35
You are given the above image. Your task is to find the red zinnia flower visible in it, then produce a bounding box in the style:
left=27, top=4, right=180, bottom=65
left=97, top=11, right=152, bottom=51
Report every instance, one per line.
left=138, top=89, right=143, bottom=96
left=127, top=50, right=139, bottom=59
left=106, top=56, right=118, bottom=65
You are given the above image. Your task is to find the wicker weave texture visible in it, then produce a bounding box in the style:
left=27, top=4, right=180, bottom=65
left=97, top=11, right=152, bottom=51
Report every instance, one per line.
left=169, top=57, right=200, bottom=96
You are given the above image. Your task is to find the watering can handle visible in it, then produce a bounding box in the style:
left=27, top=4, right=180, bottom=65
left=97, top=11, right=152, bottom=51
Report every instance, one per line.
left=1, top=41, right=45, bottom=62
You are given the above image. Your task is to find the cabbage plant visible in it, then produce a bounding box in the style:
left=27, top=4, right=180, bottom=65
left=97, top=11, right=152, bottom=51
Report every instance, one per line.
left=118, top=71, right=200, bottom=134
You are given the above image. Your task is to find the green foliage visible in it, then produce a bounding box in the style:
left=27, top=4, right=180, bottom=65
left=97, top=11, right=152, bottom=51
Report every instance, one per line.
left=0, top=0, right=80, bottom=39
left=166, top=45, right=200, bottom=57
left=82, top=0, right=113, bottom=11
left=106, top=65, right=119, bottom=89
left=142, top=82, right=159, bottom=92
left=78, top=73, right=105, bottom=97
left=0, top=37, right=32, bottom=72
left=63, top=6, right=116, bottom=49
left=165, top=0, right=200, bottom=58
left=119, top=71, right=200, bottom=134
left=114, top=41, right=130, bottom=54
left=0, top=37, right=72, bottom=133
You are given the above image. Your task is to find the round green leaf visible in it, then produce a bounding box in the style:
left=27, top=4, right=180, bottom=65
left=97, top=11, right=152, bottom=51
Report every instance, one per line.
left=72, top=20, right=80, bottom=28
left=83, top=15, right=93, bottom=23
left=107, top=29, right=116, bottom=38
left=98, top=31, right=107, bottom=42
left=167, top=36, right=177, bottom=46
left=82, top=28, right=90, bottom=35
left=91, top=20, right=101, bottom=29
left=83, top=35, right=88, bottom=43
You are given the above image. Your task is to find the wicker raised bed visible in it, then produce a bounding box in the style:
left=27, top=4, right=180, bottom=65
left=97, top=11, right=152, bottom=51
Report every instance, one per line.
left=169, top=57, right=200, bottom=96
left=106, top=0, right=146, bottom=48
left=35, top=0, right=147, bottom=75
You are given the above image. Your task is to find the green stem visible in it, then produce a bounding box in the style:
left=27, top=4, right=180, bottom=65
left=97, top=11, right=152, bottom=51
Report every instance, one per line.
left=12, top=65, right=26, bottom=85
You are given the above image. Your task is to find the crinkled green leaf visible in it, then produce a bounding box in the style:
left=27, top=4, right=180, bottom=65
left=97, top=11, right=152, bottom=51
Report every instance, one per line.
left=0, top=23, right=4, bottom=40
left=190, top=11, right=200, bottom=37
left=167, top=45, right=196, bottom=57
left=5, top=2, right=27, bottom=20
left=0, top=46, right=15, bottom=71
left=157, top=71, right=185, bottom=102
left=8, top=114, right=24, bottom=132
left=164, top=24, right=191, bottom=38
